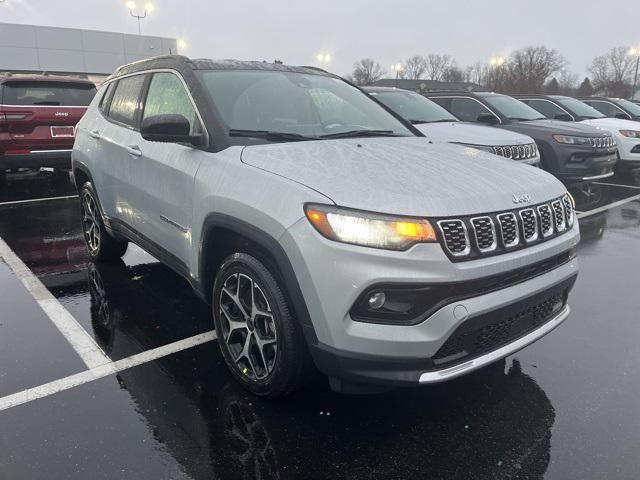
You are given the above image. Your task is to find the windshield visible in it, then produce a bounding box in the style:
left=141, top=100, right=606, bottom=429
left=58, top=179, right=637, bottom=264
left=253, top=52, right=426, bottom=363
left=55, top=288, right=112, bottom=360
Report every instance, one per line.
left=371, top=90, right=458, bottom=123
left=615, top=99, right=640, bottom=116
left=1, top=81, right=96, bottom=106
left=555, top=97, right=605, bottom=119
left=198, top=70, right=414, bottom=139
left=482, top=95, right=546, bottom=121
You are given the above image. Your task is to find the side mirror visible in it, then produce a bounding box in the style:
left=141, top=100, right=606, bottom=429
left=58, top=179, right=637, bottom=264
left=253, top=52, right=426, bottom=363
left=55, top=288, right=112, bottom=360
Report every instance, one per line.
left=615, top=112, right=632, bottom=120
left=476, top=113, right=500, bottom=125
left=141, top=114, right=203, bottom=146
left=554, top=113, right=573, bottom=121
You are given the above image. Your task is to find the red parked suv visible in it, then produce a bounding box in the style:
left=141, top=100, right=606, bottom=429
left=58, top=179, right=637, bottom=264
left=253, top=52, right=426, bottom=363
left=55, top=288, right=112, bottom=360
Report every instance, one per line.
left=0, top=76, right=96, bottom=182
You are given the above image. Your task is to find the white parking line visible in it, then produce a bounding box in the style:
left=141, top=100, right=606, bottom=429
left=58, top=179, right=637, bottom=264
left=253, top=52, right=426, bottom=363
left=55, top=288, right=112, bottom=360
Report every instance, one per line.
left=577, top=192, right=640, bottom=219
left=0, top=195, right=78, bottom=207
left=0, top=331, right=216, bottom=412
left=0, top=236, right=110, bottom=369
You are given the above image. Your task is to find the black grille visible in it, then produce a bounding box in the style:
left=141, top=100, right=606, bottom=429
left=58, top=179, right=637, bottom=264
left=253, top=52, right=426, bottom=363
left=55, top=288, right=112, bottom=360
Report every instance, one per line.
left=519, top=209, right=538, bottom=242
left=435, top=195, right=573, bottom=262
left=471, top=217, right=496, bottom=251
left=432, top=276, right=576, bottom=368
left=497, top=213, right=518, bottom=247
left=438, top=220, right=469, bottom=255
left=552, top=200, right=566, bottom=232
left=537, top=204, right=553, bottom=237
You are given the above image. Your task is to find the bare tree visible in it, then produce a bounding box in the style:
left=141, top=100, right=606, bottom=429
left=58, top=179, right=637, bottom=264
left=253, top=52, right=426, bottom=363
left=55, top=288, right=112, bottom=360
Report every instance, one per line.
left=441, top=65, right=465, bottom=83
left=425, top=54, right=455, bottom=81
left=505, top=46, right=567, bottom=93
left=403, top=55, right=428, bottom=80
left=558, top=70, right=579, bottom=95
left=589, top=47, right=636, bottom=97
left=350, top=58, right=385, bottom=86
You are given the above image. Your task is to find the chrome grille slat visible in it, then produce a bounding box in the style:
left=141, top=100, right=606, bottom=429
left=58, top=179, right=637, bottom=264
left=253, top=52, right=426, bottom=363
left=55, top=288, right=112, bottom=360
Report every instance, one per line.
left=562, top=195, right=574, bottom=228
left=497, top=213, right=519, bottom=248
left=438, top=220, right=470, bottom=256
left=551, top=200, right=566, bottom=232
left=519, top=208, right=539, bottom=243
left=537, top=204, right=554, bottom=238
left=471, top=216, right=497, bottom=252
left=492, top=143, right=538, bottom=160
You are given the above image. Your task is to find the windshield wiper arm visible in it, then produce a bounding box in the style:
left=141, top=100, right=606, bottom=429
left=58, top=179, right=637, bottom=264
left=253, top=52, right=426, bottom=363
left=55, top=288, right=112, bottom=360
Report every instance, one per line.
left=319, top=129, right=402, bottom=139
left=228, top=129, right=317, bottom=141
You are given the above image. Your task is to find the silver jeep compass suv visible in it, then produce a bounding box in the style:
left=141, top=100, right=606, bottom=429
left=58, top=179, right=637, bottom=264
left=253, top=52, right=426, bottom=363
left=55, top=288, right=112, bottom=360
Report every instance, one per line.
left=72, top=56, right=579, bottom=397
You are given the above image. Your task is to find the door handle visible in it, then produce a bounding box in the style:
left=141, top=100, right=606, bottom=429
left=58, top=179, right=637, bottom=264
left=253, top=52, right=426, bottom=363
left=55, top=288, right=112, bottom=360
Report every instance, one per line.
left=89, top=129, right=101, bottom=139
left=126, top=145, right=142, bottom=157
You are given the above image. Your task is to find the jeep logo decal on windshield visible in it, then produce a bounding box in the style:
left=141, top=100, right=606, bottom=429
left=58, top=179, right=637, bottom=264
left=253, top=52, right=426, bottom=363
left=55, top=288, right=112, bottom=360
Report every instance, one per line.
left=512, top=193, right=532, bottom=204
left=55, top=112, right=69, bottom=117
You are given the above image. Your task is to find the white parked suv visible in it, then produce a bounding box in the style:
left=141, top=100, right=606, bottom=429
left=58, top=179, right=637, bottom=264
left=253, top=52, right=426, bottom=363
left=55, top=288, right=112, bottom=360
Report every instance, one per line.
left=72, top=56, right=580, bottom=397
left=516, top=95, right=640, bottom=171
left=366, top=87, right=540, bottom=166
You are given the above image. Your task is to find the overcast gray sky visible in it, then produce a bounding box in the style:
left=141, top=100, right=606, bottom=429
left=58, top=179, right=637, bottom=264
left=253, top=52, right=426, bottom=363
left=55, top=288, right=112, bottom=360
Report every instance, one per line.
left=1, top=0, right=638, bottom=78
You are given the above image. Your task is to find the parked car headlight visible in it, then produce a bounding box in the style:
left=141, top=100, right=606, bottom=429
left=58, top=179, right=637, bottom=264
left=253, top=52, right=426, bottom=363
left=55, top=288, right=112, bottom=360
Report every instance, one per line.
left=619, top=130, right=640, bottom=138
left=305, top=204, right=437, bottom=250
left=552, top=134, right=590, bottom=145
left=457, top=144, right=494, bottom=153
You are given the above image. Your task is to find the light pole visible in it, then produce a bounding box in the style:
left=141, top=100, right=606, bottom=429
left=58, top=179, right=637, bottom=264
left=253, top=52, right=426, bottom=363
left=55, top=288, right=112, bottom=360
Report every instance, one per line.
left=126, top=1, right=154, bottom=35
left=391, top=63, right=404, bottom=88
left=630, top=48, right=640, bottom=101
left=316, top=53, right=332, bottom=68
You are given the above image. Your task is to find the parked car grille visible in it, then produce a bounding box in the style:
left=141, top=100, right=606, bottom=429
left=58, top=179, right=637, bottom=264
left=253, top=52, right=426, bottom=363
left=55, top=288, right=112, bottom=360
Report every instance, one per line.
left=436, top=194, right=574, bottom=261
left=493, top=143, right=538, bottom=160
left=588, top=136, right=615, bottom=148
left=431, top=276, right=576, bottom=368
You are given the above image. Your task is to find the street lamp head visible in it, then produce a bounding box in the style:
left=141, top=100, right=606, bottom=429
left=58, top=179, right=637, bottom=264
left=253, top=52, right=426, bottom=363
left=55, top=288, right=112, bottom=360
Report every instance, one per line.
left=391, top=63, right=404, bottom=71
left=144, top=2, right=154, bottom=12
left=316, top=53, right=331, bottom=64
left=178, top=39, right=187, bottom=50
left=126, top=1, right=136, bottom=9
left=630, top=48, right=639, bottom=57
left=490, top=56, right=505, bottom=67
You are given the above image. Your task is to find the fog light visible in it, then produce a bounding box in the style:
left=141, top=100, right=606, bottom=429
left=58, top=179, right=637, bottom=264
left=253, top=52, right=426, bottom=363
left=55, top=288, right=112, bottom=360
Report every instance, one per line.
left=367, top=292, right=386, bottom=310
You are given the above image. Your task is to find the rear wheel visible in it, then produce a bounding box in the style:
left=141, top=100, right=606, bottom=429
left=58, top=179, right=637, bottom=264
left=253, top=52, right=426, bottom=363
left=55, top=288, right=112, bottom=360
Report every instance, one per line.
left=80, top=182, right=128, bottom=262
left=212, top=253, right=314, bottom=397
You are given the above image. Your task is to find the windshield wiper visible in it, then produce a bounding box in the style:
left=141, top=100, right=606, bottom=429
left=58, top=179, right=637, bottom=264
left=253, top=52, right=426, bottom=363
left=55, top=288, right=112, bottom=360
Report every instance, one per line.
left=508, top=117, right=545, bottom=121
left=319, top=129, right=402, bottom=139
left=228, top=129, right=317, bottom=142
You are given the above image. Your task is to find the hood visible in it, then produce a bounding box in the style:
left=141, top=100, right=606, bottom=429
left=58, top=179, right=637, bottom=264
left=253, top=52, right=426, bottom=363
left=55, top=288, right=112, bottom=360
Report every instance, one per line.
left=241, top=138, right=566, bottom=217
left=414, top=122, right=533, bottom=146
left=580, top=117, right=640, bottom=134
left=508, top=119, right=610, bottom=136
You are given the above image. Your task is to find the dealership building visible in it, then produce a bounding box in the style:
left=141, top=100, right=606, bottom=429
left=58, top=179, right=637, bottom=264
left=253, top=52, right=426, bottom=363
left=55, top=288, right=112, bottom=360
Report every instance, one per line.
left=0, top=22, right=177, bottom=83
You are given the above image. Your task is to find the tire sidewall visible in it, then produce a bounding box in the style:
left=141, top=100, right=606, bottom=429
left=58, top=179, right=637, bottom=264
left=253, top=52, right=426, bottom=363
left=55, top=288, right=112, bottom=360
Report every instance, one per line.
left=80, top=182, right=104, bottom=261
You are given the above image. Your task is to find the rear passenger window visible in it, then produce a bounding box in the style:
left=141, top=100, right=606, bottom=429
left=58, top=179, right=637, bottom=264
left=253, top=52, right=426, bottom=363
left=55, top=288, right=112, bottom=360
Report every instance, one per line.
left=108, top=75, right=146, bottom=128
left=526, top=99, right=567, bottom=119
left=99, top=82, right=116, bottom=115
left=447, top=98, right=493, bottom=123
left=142, top=73, right=201, bottom=135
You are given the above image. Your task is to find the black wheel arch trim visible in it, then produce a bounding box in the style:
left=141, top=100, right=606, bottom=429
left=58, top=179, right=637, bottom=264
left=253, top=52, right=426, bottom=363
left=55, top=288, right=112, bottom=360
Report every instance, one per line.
left=200, top=213, right=318, bottom=346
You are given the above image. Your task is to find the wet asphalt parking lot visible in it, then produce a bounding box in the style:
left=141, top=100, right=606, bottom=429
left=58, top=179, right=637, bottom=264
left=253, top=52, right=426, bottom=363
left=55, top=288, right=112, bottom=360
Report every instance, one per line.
left=1, top=170, right=640, bottom=480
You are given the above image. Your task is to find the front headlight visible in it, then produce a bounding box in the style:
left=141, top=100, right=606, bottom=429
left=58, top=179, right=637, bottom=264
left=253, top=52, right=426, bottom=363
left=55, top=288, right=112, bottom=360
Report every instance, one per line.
left=553, top=134, right=590, bottom=145
left=305, top=204, right=437, bottom=251
left=619, top=130, right=640, bottom=138
left=457, top=144, right=494, bottom=153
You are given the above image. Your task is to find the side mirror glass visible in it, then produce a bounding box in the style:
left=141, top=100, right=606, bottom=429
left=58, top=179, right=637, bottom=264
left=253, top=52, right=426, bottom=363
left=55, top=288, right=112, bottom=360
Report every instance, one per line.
left=141, top=114, right=203, bottom=146
left=615, top=112, right=632, bottom=120
left=476, top=113, right=500, bottom=125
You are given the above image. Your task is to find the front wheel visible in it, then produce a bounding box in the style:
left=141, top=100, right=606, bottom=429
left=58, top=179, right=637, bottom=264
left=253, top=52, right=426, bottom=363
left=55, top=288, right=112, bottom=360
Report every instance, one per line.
left=212, top=253, right=314, bottom=397
left=80, top=182, right=128, bottom=262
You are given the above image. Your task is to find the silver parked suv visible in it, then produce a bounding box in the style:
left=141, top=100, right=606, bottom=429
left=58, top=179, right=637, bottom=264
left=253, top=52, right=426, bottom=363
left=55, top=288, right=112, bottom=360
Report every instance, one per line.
left=72, top=56, right=580, bottom=397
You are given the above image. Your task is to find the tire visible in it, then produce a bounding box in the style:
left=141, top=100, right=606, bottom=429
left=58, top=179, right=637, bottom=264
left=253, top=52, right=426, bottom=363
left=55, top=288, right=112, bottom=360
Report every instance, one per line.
left=212, top=253, right=314, bottom=397
left=80, top=182, right=128, bottom=262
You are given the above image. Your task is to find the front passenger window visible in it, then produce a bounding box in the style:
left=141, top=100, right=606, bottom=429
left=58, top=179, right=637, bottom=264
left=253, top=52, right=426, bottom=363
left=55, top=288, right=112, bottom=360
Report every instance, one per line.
left=448, top=98, right=493, bottom=123
left=143, top=73, right=201, bottom=135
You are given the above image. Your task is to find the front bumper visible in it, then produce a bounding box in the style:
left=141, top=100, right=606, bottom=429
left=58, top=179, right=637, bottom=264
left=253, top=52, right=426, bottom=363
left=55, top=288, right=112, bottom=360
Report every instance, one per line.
left=0, top=149, right=72, bottom=170
left=553, top=146, right=617, bottom=181
left=282, top=217, right=580, bottom=386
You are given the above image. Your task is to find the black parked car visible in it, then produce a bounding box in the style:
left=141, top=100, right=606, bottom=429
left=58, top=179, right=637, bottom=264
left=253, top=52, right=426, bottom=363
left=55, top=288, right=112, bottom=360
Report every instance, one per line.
left=577, top=96, right=640, bottom=121
left=426, top=91, right=617, bottom=182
